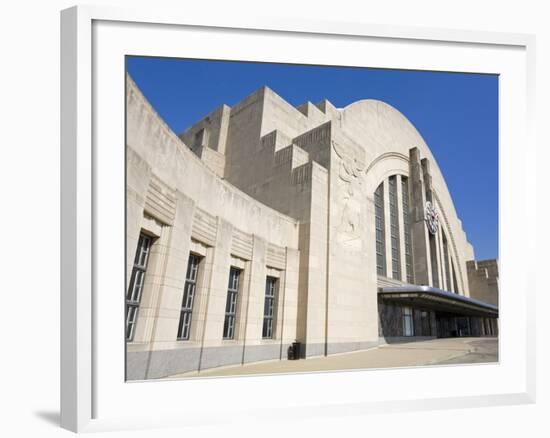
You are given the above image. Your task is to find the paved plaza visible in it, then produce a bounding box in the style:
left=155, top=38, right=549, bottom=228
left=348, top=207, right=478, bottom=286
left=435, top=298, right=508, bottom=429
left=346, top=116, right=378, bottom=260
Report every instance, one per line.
left=165, top=337, right=498, bottom=379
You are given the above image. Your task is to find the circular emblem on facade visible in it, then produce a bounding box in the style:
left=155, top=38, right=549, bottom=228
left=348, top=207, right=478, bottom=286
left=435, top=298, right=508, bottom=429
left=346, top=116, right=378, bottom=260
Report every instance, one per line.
left=425, top=201, right=439, bottom=235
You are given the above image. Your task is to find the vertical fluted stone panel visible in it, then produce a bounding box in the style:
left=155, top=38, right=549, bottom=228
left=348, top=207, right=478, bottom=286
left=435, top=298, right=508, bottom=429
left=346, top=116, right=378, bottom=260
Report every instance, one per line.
left=409, top=148, right=431, bottom=285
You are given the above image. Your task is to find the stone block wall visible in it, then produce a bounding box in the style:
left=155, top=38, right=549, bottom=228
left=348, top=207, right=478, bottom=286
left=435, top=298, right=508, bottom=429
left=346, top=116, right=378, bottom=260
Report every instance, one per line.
left=467, top=259, right=499, bottom=306
left=125, top=77, right=302, bottom=379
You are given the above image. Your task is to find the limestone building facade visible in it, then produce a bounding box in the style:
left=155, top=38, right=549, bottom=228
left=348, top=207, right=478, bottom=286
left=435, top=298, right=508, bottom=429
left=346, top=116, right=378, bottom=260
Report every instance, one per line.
left=125, top=74, right=499, bottom=380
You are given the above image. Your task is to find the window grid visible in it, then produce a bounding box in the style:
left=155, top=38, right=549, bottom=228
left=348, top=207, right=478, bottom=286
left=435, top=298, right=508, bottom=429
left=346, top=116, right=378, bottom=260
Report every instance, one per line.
left=429, top=233, right=440, bottom=288
left=401, top=177, right=414, bottom=283
left=126, top=233, right=152, bottom=341
left=262, top=277, right=277, bottom=339
left=389, top=176, right=401, bottom=280
left=402, top=306, right=414, bottom=336
left=223, top=267, right=241, bottom=340
left=374, top=183, right=386, bottom=276
left=420, top=310, right=431, bottom=336
left=177, top=254, right=200, bottom=340
left=442, top=232, right=452, bottom=292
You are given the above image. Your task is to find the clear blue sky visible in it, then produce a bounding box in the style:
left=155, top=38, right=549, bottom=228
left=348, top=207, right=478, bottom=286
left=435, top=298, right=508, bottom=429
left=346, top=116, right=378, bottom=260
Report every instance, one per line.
left=127, top=56, right=498, bottom=261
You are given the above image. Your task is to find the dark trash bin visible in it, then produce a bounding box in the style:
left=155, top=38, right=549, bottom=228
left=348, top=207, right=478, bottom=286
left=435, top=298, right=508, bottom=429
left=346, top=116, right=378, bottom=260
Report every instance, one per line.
left=292, top=341, right=302, bottom=359
left=287, top=344, right=295, bottom=360
left=287, top=341, right=302, bottom=360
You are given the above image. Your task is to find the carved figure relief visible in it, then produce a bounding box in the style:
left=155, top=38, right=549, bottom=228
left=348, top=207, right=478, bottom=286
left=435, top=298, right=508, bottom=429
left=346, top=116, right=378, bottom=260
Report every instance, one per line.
left=332, top=140, right=365, bottom=250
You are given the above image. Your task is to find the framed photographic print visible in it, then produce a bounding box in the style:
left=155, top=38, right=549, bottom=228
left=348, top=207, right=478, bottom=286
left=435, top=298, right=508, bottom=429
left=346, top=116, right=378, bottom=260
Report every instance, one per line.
left=61, top=4, right=536, bottom=433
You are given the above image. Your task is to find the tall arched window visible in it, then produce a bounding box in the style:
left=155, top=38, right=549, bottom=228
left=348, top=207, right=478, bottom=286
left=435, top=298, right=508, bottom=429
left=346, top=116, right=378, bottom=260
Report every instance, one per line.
left=374, top=182, right=386, bottom=276
left=401, top=177, right=414, bottom=283
left=429, top=233, right=439, bottom=288
left=442, top=231, right=451, bottom=291
left=388, top=176, right=401, bottom=280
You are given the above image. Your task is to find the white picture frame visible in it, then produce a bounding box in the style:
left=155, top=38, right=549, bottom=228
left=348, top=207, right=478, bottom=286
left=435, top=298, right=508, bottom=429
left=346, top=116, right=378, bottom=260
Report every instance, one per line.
left=60, top=4, right=536, bottom=433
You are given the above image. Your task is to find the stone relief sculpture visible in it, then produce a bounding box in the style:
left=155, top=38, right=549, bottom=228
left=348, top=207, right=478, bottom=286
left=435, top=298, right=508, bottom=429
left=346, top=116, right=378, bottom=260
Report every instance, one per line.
left=332, top=140, right=365, bottom=250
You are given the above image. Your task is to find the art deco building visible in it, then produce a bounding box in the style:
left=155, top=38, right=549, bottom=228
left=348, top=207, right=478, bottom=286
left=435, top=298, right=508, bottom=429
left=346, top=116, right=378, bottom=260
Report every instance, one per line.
left=125, top=74, right=498, bottom=380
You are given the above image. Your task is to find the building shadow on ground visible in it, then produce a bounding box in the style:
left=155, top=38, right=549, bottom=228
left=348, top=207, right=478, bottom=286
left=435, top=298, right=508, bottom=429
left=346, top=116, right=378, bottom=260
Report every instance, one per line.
left=34, top=410, right=59, bottom=427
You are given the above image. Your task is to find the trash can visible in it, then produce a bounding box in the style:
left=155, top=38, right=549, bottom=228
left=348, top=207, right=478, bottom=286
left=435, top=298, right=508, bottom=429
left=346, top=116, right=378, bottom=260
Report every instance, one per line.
left=287, top=344, right=295, bottom=360
left=292, top=341, right=302, bottom=359
left=287, top=341, right=303, bottom=360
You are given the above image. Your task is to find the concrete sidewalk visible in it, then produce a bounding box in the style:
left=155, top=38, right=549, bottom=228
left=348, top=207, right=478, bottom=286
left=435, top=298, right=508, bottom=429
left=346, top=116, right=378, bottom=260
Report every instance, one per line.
left=164, top=337, right=498, bottom=379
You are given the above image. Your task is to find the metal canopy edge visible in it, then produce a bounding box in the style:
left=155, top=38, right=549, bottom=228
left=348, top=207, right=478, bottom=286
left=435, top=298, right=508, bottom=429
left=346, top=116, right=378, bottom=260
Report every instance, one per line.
left=378, top=285, right=498, bottom=315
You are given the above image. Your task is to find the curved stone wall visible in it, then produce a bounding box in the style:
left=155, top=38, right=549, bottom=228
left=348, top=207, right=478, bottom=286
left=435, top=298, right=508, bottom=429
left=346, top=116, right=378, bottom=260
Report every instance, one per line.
left=339, top=99, right=474, bottom=295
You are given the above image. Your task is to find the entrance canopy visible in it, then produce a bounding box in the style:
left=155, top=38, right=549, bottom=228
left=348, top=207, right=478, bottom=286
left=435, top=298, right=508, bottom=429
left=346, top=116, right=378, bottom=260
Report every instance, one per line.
left=378, top=285, right=498, bottom=318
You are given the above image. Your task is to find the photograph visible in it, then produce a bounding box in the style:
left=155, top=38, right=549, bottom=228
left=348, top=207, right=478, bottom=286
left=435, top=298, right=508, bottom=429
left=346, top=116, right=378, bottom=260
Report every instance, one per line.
left=124, top=56, right=499, bottom=381
left=2, top=0, right=543, bottom=435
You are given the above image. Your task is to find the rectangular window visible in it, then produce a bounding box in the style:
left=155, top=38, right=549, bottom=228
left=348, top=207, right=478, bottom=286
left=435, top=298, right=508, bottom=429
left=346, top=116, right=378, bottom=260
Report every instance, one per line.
left=402, top=306, right=414, bottom=336
left=429, top=233, right=439, bottom=288
left=177, top=254, right=201, bottom=340
left=223, top=267, right=241, bottom=339
left=126, top=233, right=152, bottom=341
left=442, top=232, right=452, bottom=291
left=262, top=276, right=278, bottom=339
left=389, top=176, right=401, bottom=280
left=420, top=310, right=431, bottom=336
left=401, top=177, right=414, bottom=283
left=374, top=183, right=386, bottom=276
